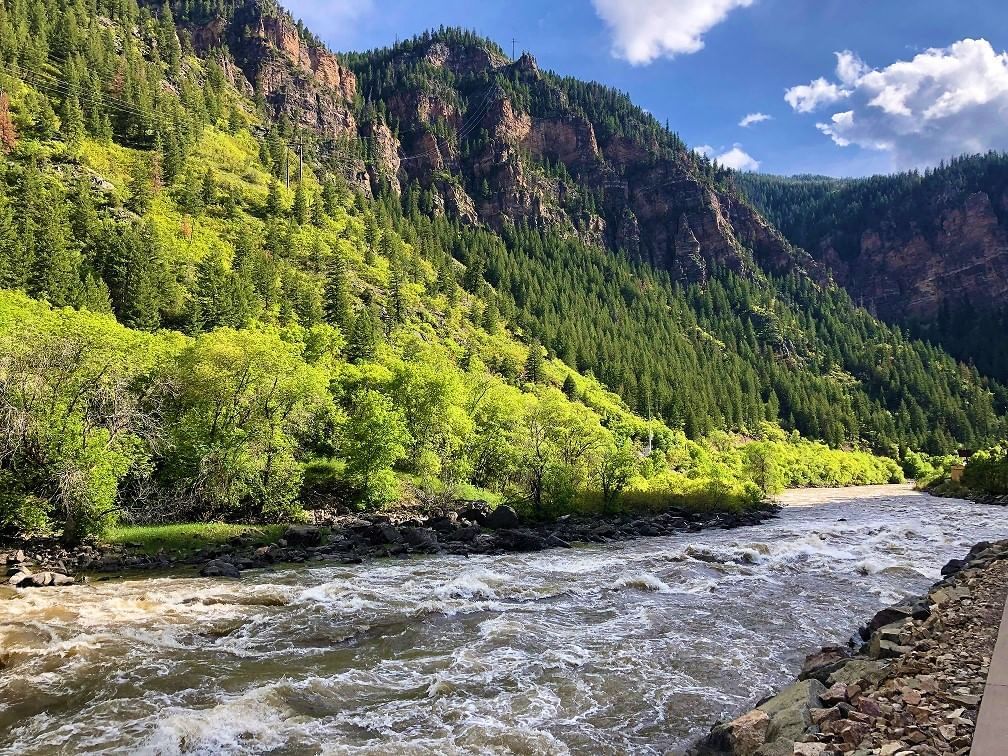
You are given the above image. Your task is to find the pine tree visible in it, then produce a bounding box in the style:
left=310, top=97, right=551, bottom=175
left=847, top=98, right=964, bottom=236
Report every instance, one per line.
left=524, top=339, right=544, bottom=384
left=293, top=180, right=309, bottom=225
left=481, top=297, right=500, bottom=333
left=265, top=179, right=284, bottom=217
left=128, top=160, right=153, bottom=215
left=562, top=374, right=577, bottom=398
left=201, top=168, right=217, bottom=208
left=323, top=254, right=352, bottom=329
left=347, top=309, right=379, bottom=363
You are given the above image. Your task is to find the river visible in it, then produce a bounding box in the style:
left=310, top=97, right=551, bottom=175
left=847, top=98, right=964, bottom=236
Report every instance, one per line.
left=1, top=485, right=1005, bottom=755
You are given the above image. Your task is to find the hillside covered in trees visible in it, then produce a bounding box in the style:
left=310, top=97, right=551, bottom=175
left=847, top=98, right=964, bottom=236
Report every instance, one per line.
left=0, top=0, right=1002, bottom=542
left=736, top=155, right=1008, bottom=382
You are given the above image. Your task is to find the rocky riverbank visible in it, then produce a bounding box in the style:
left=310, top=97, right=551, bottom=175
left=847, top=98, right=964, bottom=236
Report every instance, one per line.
left=924, top=479, right=1008, bottom=508
left=4, top=501, right=778, bottom=586
left=692, top=539, right=1008, bottom=756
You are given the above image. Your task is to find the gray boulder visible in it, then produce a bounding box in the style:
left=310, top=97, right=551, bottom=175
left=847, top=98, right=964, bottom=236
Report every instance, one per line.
left=699, top=709, right=770, bottom=755
left=757, top=678, right=825, bottom=747
left=826, top=658, right=888, bottom=687
left=799, top=646, right=853, bottom=683
left=459, top=501, right=492, bottom=525
left=484, top=505, right=521, bottom=529
left=7, top=570, right=32, bottom=587
left=284, top=525, right=323, bottom=547
left=447, top=525, right=481, bottom=543
left=401, top=527, right=439, bottom=550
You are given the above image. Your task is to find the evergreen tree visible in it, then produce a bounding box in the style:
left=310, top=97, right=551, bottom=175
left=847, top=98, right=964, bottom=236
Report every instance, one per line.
left=201, top=168, right=218, bottom=208
left=346, top=309, right=379, bottom=363
left=524, top=339, right=544, bottom=384
left=265, top=179, right=284, bottom=217
left=293, top=180, right=309, bottom=225
left=323, top=254, right=352, bottom=329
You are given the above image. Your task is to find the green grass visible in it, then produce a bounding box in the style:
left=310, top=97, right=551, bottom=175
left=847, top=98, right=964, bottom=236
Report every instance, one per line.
left=104, top=523, right=286, bottom=555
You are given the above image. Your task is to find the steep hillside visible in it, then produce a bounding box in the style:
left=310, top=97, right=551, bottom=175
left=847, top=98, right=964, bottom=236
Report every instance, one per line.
left=0, top=0, right=927, bottom=544
left=736, top=155, right=1008, bottom=380
left=158, top=4, right=817, bottom=284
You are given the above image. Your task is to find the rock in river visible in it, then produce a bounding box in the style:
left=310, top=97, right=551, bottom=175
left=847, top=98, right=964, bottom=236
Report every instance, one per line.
left=200, top=559, right=241, bottom=579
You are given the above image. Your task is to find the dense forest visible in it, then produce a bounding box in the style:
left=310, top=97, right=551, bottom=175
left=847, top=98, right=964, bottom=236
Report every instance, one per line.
left=0, top=0, right=1000, bottom=543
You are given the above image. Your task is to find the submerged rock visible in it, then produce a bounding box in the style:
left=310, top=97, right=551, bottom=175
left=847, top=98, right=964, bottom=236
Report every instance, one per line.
left=200, top=559, right=241, bottom=578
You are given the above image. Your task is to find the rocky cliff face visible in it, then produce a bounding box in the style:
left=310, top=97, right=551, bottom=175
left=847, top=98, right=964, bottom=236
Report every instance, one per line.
left=816, top=190, right=1008, bottom=321
left=176, top=11, right=819, bottom=287
left=367, top=41, right=818, bottom=286
left=186, top=3, right=358, bottom=140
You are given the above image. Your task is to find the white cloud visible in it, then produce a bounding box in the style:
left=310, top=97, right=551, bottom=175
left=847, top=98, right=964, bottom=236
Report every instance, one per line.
left=693, top=143, right=760, bottom=170
left=787, top=38, right=1008, bottom=168
left=715, top=145, right=760, bottom=171
left=693, top=143, right=759, bottom=170
left=834, top=51, right=869, bottom=85
left=739, top=112, right=772, bottom=127
left=591, top=0, right=755, bottom=65
left=784, top=77, right=850, bottom=113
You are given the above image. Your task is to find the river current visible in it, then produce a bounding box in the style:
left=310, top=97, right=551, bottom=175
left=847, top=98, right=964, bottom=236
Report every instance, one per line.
left=1, top=485, right=1005, bottom=755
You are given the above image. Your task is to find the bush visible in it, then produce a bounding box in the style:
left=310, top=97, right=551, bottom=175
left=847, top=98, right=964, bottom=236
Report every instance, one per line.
left=963, top=445, right=1008, bottom=494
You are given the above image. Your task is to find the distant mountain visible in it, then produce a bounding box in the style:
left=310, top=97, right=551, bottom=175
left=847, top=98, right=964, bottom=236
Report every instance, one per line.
left=735, top=155, right=1008, bottom=380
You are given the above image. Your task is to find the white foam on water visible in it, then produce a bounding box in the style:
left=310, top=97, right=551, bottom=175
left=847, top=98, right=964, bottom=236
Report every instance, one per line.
left=137, top=685, right=292, bottom=755
left=433, top=568, right=509, bottom=602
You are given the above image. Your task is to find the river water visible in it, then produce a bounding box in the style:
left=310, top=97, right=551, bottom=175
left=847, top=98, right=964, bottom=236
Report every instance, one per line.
left=1, top=485, right=1005, bottom=755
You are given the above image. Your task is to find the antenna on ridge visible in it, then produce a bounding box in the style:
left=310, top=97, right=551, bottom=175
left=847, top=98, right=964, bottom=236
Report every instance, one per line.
left=512, top=37, right=517, bottom=60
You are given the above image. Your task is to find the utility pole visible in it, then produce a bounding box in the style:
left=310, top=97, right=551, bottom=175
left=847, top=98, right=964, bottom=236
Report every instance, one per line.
left=298, top=142, right=304, bottom=184
left=285, top=146, right=290, bottom=189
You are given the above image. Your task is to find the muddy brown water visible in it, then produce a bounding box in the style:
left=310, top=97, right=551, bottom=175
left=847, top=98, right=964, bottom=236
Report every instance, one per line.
left=1, top=485, right=1005, bottom=755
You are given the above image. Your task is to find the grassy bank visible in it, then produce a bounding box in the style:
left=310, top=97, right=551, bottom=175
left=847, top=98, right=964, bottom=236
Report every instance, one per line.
left=104, top=524, right=286, bottom=556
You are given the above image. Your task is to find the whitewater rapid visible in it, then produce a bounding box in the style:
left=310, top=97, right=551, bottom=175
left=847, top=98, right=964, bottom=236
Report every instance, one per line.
left=1, top=485, right=1005, bottom=755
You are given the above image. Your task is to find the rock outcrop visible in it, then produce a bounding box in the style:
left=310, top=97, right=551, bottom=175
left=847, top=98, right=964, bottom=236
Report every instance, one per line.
left=162, top=14, right=826, bottom=289
left=186, top=3, right=358, bottom=140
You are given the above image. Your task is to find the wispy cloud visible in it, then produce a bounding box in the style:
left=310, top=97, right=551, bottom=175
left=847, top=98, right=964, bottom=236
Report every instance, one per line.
left=739, top=112, right=771, bottom=128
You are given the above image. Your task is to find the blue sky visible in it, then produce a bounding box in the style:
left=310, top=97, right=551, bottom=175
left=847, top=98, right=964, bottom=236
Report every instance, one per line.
left=282, top=0, right=1008, bottom=177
